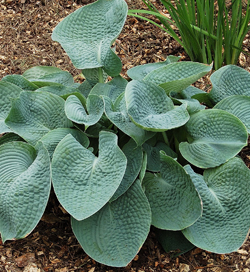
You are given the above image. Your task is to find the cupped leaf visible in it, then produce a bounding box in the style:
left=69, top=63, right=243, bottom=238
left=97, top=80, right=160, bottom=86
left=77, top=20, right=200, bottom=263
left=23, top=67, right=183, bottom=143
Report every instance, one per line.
left=1, top=74, right=38, bottom=91
left=51, top=131, right=127, bottom=220
left=183, top=158, right=250, bottom=254
left=40, top=128, right=89, bottom=158
left=209, top=65, right=250, bottom=104
left=125, top=80, right=189, bottom=131
left=65, top=94, right=104, bottom=128
left=71, top=179, right=151, bottom=267
left=214, top=95, right=250, bottom=134
left=179, top=109, right=248, bottom=168
left=103, top=93, right=155, bottom=145
left=23, top=66, right=74, bottom=87
left=142, top=152, right=202, bottom=230
left=144, top=62, right=212, bottom=93
left=127, top=56, right=180, bottom=80
left=110, top=139, right=143, bottom=201
left=0, top=81, right=23, bottom=133
left=0, top=133, right=24, bottom=146
left=38, top=85, right=80, bottom=98
left=52, top=0, right=128, bottom=76
left=5, top=91, right=73, bottom=146
left=0, top=141, right=51, bottom=242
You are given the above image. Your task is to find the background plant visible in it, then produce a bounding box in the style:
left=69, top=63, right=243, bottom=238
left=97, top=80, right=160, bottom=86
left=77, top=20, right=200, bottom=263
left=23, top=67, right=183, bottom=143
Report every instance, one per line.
left=128, top=0, right=250, bottom=70
left=0, top=0, right=250, bottom=268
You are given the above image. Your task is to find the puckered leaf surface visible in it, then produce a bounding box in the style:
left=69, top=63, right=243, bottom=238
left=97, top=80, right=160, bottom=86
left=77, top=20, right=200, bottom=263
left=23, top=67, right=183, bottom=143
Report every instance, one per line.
left=142, top=152, right=202, bottom=230
left=1, top=74, right=38, bottom=91
left=71, top=180, right=151, bottom=267
left=179, top=109, right=248, bottom=168
left=183, top=158, right=250, bottom=253
left=125, top=80, right=189, bottom=131
left=5, top=91, right=73, bottom=145
left=52, top=0, right=128, bottom=76
left=51, top=131, right=127, bottom=220
left=0, top=141, right=51, bottom=242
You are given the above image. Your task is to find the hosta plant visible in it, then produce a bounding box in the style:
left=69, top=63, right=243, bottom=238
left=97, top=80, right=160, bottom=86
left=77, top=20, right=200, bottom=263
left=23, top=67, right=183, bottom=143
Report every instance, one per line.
left=0, top=0, right=250, bottom=267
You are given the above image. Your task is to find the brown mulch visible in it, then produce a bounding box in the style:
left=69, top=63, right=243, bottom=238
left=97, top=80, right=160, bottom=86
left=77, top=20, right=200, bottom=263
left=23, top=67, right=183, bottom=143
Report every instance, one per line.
left=0, top=0, right=250, bottom=271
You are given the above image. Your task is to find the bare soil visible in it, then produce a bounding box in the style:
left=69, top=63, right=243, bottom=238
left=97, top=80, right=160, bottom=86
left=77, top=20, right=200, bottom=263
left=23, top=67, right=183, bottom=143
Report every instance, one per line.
left=0, top=1, right=250, bottom=271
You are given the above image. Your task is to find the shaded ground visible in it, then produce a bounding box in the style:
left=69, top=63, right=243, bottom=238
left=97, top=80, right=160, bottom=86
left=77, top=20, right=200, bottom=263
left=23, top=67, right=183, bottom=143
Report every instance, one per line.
left=0, top=0, right=250, bottom=271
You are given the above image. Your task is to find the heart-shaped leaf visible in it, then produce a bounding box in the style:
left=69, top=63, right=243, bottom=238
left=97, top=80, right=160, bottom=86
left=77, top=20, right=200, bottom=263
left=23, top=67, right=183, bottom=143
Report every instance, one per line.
left=52, top=0, right=128, bottom=76
left=209, top=65, right=250, bottom=104
left=183, top=158, right=250, bottom=253
left=5, top=91, right=73, bottom=146
left=103, top=93, right=155, bottom=145
left=144, top=62, right=212, bottom=93
left=214, top=95, right=250, bottom=134
left=0, top=81, right=22, bottom=133
left=0, top=141, right=51, bottom=242
left=71, top=179, right=151, bottom=267
left=23, top=66, right=74, bottom=87
left=142, top=152, right=202, bottom=230
left=179, top=109, right=248, bottom=168
left=125, top=80, right=190, bottom=131
left=51, top=131, right=127, bottom=220
left=1, top=75, right=38, bottom=91
left=65, top=94, right=104, bottom=128
left=127, top=56, right=180, bottom=80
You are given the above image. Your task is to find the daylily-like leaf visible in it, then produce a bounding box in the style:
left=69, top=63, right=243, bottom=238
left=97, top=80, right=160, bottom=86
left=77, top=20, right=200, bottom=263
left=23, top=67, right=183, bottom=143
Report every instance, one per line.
left=214, top=95, right=250, bottom=134
left=40, top=128, right=89, bottom=158
left=103, top=93, right=155, bottom=145
left=52, top=0, right=128, bottom=76
left=142, top=152, right=202, bottom=230
left=127, top=56, right=180, bottom=80
left=65, top=94, right=104, bottom=128
left=51, top=131, right=127, bottom=220
left=0, top=141, right=51, bottom=242
left=0, top=81, right=22, bottom=133
left=71, top=180, right=151, bottom=267
left=209, top=65, right=250, bottom=104
left=183, top=158, right=250, bottom=253
left=125, top=80, right=189, bottom=131
left=5, top=91, right=73, bottom=145
left=110, top=139, right=143, bottom=201
left=23, top=66, right=74, bottom=87
left=144, top=62, right=212, bottom=93
left=1, top=74, right=38, bottom=91
left=179, top=109, right=248, bottom=168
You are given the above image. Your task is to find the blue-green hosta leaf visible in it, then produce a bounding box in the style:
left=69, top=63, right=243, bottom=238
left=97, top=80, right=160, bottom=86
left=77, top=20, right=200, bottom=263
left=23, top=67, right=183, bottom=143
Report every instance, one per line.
left=143, top=141, right=177, bottom=172
left=51, top=131, right=127, bottom=220
left=22, top=66, right=74, bottom=87
left=38, top=85, right=79, bottom=97
left=209, top=65, right=250, bottom=104
left=183, top=158, right=250, bottom=253
left=144, top=62, right=212, bottom=94
left=65, top=94, right=104, bottom=128
left=179, top=109, right=248, bottom=168
left=71, top=180, right=151, bottom=267
left=0, top=133, right=24, bottom=146
left=181, top=86, right=206, bottom=99
left=0, top=81, right=23, bottom=133
left=1, top=75, right=38, bottom=91
left=82, top=68, right=108, bottom=86
left=40, top=128, right=89, bottom=159
left=214, top=95, right=250, bottom=134
left=5, top=91, right=73, bottom=146
left=142, top=153, right=202, bottom=230
left=110, top=139, right=143, bottom=202
left=106, top=76, right=128, bottom=102
left=0, top=141, right=51, bottom=242
left=52, top=0, right=128, bottom=77
left=127, top=56, right=180, bottom=80
left=155, top=228, right=194, bottom=255
left=125, top=80, right=189, bottom=131
left=103, top=93, right=155, bottom=145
